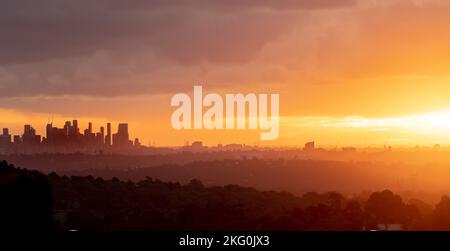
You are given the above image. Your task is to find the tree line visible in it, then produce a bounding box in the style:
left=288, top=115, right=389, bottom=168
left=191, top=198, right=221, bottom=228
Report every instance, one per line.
left=2, top=160, right=450, bottom=231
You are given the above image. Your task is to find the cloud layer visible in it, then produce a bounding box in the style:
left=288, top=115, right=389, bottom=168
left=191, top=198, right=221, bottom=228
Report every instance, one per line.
left=2, top=0, right=450, bottom=99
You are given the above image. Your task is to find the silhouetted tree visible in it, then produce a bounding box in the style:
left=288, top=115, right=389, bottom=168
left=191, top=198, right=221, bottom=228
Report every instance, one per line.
left=365, top=190, right=419, bottom=229
left=0, top=161, right=56, bottom=231
left=431, top=196, right=450, bottom=229
left=342, top=200, right=363, bottom=230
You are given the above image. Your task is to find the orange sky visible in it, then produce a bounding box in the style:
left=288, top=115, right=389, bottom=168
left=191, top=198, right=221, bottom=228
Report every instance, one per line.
left=3, top=1, right=450, bottom=147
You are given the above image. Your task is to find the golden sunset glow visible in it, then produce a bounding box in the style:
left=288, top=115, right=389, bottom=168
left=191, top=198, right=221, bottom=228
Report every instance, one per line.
left=7, top=0, right=450, bottom=234
left=2, top=1, right=450, bottom=147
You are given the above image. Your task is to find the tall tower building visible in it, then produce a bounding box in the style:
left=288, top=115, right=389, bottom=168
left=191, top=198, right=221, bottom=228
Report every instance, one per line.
left=23, top=124, right=38, bottom=145
left=113, top=123, right=130, bottom=147
left=46, top=123, right=53, bottom=142
left=24, top=125, right=32, bottom=135
left=73, top=120, right=78, bottom=133
left=100, top=126, right=105, bottom=145
left=1, top=128, right=11, bottom=147
left=118, top=123, right=129, bottom=139
left=64, top=121, right=71, bottom=135
left=105, top=123, right=112, bottom=146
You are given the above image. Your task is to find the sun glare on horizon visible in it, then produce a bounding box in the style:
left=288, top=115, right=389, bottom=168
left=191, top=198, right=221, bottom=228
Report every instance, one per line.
left=283, top=109, right=450, bottom=147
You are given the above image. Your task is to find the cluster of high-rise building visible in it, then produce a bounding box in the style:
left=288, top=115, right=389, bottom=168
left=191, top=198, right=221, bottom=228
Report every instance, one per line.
left=0, top=120, right=141, bottom=153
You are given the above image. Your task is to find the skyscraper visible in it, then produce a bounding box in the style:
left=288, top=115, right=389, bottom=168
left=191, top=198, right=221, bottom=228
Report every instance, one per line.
left=64, top=121, right=71, bottom=135
left=73, top=120, right=78, bottom=132
left=1, top=128, right=11, bottom=147
left=105, top=123, right=111, bottom=146
left=304, top=141, right=315, bottom=151
left=46, top=123, right=53, bottom=142
left=113, top=123, right=130, bottom=147
left=22, top=124, right=40, bottom=146
left=100, top=126, right=105, bottom=145
left=118, top=123, right=129, bottom=139
left=1, top=121, right=137, bottom=152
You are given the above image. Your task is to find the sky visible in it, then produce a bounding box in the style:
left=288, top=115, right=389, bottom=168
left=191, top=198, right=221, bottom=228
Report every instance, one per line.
left=3, top=0, right=450, bottom=147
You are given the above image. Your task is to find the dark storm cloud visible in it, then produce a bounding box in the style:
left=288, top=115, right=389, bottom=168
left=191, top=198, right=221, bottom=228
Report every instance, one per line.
left=0, top=0, right=357, bottom=98
left=0, top=0, right=355, bottom=65
left=107, top=0, right=355, bottom=11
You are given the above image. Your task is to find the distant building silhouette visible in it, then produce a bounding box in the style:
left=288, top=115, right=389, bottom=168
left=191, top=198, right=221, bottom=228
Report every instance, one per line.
left=105, top=122, right=112, bottom=146
left=13, top=135, right=21, bottom=144
left=134, top=138, right=141, bottom=147
left=304, top=141, right=315, bottom=151
left=181, top=141, right=206, bottom=152
left=342, top=146, right=356, bottom=152
left=0, top=120, right=141, bottom=153
left=113, top=123, right=131, bottom=147
left=23, top=125, right=40, bottom=146
left=1, top=128, right=11, bottom=148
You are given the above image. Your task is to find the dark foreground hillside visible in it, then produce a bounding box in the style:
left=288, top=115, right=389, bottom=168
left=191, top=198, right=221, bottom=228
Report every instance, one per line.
left=3, top=160, right=450, bottom=231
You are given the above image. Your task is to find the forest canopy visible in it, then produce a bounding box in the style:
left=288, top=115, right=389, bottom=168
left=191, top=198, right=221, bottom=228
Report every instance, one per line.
left=2, top=160, right=450, bottom=231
